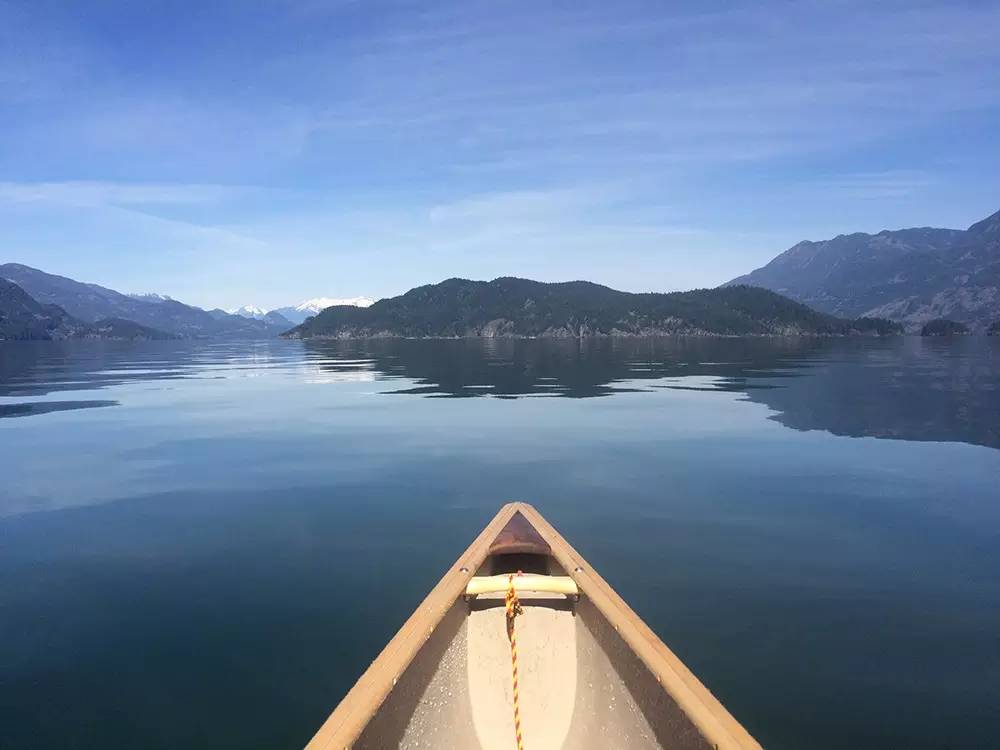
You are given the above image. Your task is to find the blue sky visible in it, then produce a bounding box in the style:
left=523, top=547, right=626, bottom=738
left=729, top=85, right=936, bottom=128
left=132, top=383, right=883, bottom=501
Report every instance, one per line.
left=2, top=0, right=999, bottom=310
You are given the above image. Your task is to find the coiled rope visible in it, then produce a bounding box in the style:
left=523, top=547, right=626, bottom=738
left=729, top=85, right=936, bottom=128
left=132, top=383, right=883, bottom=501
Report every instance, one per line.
left=505, top=573, right=525, bottom=750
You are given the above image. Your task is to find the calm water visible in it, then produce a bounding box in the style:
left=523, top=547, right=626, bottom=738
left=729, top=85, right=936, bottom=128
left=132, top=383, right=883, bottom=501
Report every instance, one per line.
left=1, top=337, right=998, bottom=750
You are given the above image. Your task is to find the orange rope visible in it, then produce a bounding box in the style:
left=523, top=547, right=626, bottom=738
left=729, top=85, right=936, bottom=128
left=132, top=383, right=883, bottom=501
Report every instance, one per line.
left=505, top=573, right=525, bottom=750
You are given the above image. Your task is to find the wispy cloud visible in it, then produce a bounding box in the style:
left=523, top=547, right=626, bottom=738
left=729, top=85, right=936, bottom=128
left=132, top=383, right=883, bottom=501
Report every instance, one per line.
left=0, top=181, right=270, bottom=208
left=289, top=0, right=1000, bottom=169
left=1, top=0, right=998, bottom=305
left=427, top=187, right=617, bottom=224
left=813, top=171, right=934, bottom=200
left=9, top=1, right=1000, bottom=178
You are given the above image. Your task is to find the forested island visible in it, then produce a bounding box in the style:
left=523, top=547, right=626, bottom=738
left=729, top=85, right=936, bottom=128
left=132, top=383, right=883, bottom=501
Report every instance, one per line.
left=283, top=277, right=903, bottom=339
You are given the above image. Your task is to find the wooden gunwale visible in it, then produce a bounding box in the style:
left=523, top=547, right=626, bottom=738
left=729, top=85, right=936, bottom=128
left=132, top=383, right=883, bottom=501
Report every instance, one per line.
left=516, top=503, right=762, bottom=750
left=304, top=501, right=762, bottom=750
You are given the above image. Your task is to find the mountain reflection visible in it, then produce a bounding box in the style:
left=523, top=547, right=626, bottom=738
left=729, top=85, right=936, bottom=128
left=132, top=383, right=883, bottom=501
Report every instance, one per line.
left=304, top=337, right=1000, bottom=449
left=2, top=337, right=997, bottom=450
left=0, top=341, right=194, bottom=399
left=304, top=337, right=816, bottom=398
left=0, top=400, right=118, bottom=418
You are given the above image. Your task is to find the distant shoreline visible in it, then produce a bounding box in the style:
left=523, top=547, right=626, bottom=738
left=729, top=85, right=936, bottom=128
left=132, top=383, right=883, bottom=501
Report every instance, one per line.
left=285, top=331, right=915, bottom=341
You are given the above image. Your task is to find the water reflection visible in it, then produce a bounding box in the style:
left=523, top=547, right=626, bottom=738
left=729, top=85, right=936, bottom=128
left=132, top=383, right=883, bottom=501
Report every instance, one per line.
left=2, top=337, right=998, bottom=750
left=746, top=338, right=1000, bottom=448
left=305, top=337, right=816, bottom=398
left=304, top=337, right=1000, bottom=450
left=0, top=341, right=203, bottom=399
left=2, top=337, right=998, bottom=450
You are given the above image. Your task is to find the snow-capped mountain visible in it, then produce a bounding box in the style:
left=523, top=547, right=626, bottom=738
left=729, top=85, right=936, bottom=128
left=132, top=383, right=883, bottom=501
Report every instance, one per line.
left=222, top=297, right=374, bottom=325
left=128, top=292, right=173, bottom=303
left=297, top=296, right=374, bottom=313
left=226, top=305, right=268, bottom=320
left=271, top=296, right=375, bottom=324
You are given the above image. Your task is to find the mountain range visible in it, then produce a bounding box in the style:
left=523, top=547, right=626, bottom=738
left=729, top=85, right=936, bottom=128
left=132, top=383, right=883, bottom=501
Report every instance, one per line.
left=5, top=206, right=999, bottom=342
left=0, top=263, right=379, bottom=340
left=728, top=207, right=1000, bottom=331
left=230, top=297, right=376, bottom=325
left=0, top=278, right=177, bottom=341
left=0, top=264, right=291, bottom=339
left=283, top=277, right=901, bottom=339
left=225, top=306, right=299, bottom=328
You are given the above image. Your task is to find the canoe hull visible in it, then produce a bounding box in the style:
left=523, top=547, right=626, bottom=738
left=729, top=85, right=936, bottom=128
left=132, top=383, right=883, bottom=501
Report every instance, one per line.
left=305, top=503, right=762, bottom=750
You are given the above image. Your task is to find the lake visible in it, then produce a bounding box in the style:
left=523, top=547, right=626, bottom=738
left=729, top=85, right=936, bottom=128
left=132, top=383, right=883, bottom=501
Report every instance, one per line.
left=1, top=336, right=998, bottom=749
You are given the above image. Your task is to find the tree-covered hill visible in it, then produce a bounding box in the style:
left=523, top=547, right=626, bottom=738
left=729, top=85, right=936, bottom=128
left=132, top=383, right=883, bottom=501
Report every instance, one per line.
left=0, top=278, right=85, bottom=340
left=284, top=277, right=900, bottom=339
left=87, top=318, right=179, bottom=341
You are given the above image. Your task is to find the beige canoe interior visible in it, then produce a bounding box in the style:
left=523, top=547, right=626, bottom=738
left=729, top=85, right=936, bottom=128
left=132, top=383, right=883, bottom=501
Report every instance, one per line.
left=305, top=503, right=762, bottom=750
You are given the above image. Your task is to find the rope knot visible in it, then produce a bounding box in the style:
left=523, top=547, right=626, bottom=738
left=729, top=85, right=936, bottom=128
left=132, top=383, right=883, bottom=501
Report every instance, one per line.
left=505, top=573, right=524, bottom=628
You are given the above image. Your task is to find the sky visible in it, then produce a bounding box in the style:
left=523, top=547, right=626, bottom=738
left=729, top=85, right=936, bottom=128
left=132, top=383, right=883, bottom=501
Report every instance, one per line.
left=1, top=0, right=999, bottom=310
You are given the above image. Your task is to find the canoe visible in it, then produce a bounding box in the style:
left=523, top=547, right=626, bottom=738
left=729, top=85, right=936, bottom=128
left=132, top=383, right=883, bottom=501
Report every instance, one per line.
left=305, top=502, right=762, bottom=750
